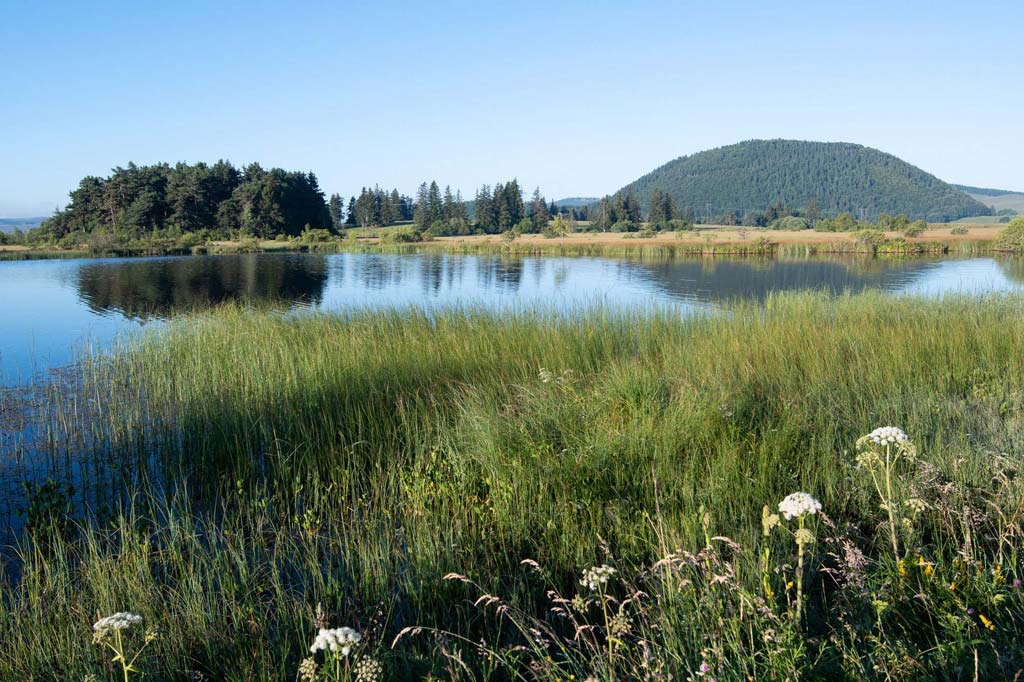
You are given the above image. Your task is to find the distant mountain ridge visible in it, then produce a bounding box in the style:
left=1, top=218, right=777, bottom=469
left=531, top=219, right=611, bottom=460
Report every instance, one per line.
left=0, top=217, right=46, bottom=233
left=553, top=197, right=599, bottom=207
left=952, top=184, right=1024, bottom=216
left=952, top=184, right=1024, bottom=197
left=616, top=140, right=989, bottom=222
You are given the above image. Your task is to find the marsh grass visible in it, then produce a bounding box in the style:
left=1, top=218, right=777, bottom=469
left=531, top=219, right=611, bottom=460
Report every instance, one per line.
left=3, top=293, right=1024, bottom=679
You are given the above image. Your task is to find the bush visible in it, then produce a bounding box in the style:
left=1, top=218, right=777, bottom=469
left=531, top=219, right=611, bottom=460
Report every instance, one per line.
left=300, top=228, right=334, bottom=243
left=542, top=216, right=571, bottom=239
left=994, top=217, right=1024, bottom=252
left=610, top=220, right=638, bottom=233
left=851, top=228, right=887, bottom=248
left=903, top=220, right=927, bottom=238
left=87, top=231, right=118, bottom=254
left=382, top=228, right=425, bottom=244
left=770, top=216, right=809, bottom=231
left=815, top=213, right=857, bottom=232
left=667, top=218, right=694, bottom=231
left=950, top=226, right=969, bottom=236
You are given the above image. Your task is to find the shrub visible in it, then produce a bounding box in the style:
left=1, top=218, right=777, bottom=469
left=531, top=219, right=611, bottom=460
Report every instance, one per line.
left=300, top=228, right=334, bottom=243
left=950, top=226, right=969, bottom=236
left=903, top=220, right=927, bottom=238
left=515, top=218, right=534, bottom=234
left=815, top=213, right=857, bottom=232
left=667, top=218, right=694, bottom=231
left=542, top=215, right=571, bottom=239
left=995, top=217, right=1024, bottom=251
left=770, top=216, right=809, bottom=231
left=610, top=220, right=638, bottom=233
left=851, top=228, right=887, bottom=248
left=382, top=228, right=425, bottom=244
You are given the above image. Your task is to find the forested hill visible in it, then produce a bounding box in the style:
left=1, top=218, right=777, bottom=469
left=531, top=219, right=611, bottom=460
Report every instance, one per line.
left=38, top=161, right=331, bottom=241
left=618, top=140, right=989, bottom=222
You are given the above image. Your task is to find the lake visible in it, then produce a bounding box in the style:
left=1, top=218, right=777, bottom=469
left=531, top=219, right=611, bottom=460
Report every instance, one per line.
left=2, top=252, right=1024, bottom=388
left=1, top=250, right=1024, bottom=544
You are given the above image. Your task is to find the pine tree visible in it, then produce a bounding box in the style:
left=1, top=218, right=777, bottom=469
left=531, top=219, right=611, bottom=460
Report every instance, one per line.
left=390, top=189, right=402, bottom=224
left=648, top=188, right=666, bottom=225
left=442, top=185, right=456, bottom=222
left=328, top=193, right=343, bottom=230
left=529, top=187, right=548, bottom=232
left=427, top=181, right=443, bottom=227
left=475, top=185, right=494, bottom=232
left=413, top=182, right=430, bottom=229
left=345, top=197, right=357, bottom=226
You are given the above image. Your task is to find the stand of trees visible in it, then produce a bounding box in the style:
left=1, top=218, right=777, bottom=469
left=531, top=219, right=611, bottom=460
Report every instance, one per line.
left=411, top=181, right=471, bottom=235
left=37, top=161, right=332, bottom=242
left=344, top=187, right=414, bottom=228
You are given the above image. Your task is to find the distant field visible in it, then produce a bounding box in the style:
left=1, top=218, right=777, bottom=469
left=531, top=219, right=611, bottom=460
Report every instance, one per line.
left=965, top=191, right=1024, bottom=214
left=430, top=224, right=1004, bottom=248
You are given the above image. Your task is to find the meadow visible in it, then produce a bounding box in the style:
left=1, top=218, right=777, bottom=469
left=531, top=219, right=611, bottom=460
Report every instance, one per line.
left=2, top=293, right=1024, bottom=680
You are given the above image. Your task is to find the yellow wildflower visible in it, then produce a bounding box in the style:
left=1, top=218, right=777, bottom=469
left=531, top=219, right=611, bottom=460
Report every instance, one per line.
left=979, top=614, right=995, bottom=631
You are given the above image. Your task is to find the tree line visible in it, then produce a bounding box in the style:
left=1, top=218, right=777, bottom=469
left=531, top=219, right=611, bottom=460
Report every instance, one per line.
left=37, top=161, right=332, bottom=242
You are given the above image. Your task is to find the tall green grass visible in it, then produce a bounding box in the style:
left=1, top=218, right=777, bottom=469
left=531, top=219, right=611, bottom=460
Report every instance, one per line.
left=3, top=293, right=1024, bottom=679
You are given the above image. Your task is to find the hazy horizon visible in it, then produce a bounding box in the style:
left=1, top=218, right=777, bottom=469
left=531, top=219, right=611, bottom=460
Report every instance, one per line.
left=2, top=0, right=1022, bottom=218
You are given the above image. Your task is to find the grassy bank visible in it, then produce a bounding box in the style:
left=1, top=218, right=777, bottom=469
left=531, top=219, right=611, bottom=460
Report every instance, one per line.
left=3, top=294, right=1024, bottom=680
left=1, top=224, right=1006, bottom=261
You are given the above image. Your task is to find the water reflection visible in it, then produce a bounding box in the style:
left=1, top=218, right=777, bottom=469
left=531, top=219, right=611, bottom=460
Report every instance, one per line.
left=76, top=254, right=329, bottom=319
left=2, top=253, right=1024, bottom=390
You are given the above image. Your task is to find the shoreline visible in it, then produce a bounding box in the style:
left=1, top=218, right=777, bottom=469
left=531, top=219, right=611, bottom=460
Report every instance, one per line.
left=0, top=224, right=1009, bottom=261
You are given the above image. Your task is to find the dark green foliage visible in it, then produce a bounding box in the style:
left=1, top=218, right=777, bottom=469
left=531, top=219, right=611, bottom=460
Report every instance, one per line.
left=592, top=189, right=642, bottom=231
left=38, top=161, right=331, bottom=241
left=618, top=140, right=989, bottom=222
left=473, top=179, right=525, bottom=233
left=328, top=193, right=344, bottom=230
left=529, top=187, right=549, bottom=232
left=352, top=186, right=412, bottom=227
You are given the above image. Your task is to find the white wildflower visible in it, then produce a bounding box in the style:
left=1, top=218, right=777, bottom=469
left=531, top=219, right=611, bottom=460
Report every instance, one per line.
left=861, top=426, right=909, bottom=447
left=538, top=368, right=554, bottom=384
left=93, top=612, right=143, bottom=636
left=310, top=626, right=362, bottom=656
left=778, top=492, right=822, bottom=520
left=580, top=564, right=616, bottom=591
left=354, top=656, right=384, bottom=682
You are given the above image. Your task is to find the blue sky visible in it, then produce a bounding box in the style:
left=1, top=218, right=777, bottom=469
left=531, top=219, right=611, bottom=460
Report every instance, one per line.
left=1, top=0, right=1022, bottom=217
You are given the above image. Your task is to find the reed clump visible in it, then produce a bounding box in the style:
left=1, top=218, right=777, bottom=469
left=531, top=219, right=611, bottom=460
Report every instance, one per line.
left=3, top=293, right=1024, bottom=679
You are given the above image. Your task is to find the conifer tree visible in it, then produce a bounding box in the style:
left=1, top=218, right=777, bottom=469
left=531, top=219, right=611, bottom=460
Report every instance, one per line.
left=328, top=193, right=343, bottom=230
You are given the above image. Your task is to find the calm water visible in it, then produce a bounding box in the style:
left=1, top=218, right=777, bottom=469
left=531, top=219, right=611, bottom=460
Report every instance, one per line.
left=1, top=252, right=1024, bottom=387
left=1, top=251, right=1023, bottom=542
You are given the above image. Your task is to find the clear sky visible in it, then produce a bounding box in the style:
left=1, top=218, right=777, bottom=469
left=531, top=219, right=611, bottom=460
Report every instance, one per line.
left=1, top=0, right=1022, bottom=217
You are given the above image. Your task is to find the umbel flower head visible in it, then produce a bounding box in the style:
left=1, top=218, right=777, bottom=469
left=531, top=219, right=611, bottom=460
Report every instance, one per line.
left=354, top=656, right=384, bottom=682
left=860, top=426, right=910, bottom=447
left=93, top=612, right=143, bottom=638
left=580, top=564, right=617, bottom=591
left=310, top=626, right=362, bottom=656
left=778, top=492, right=822, bottom=520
